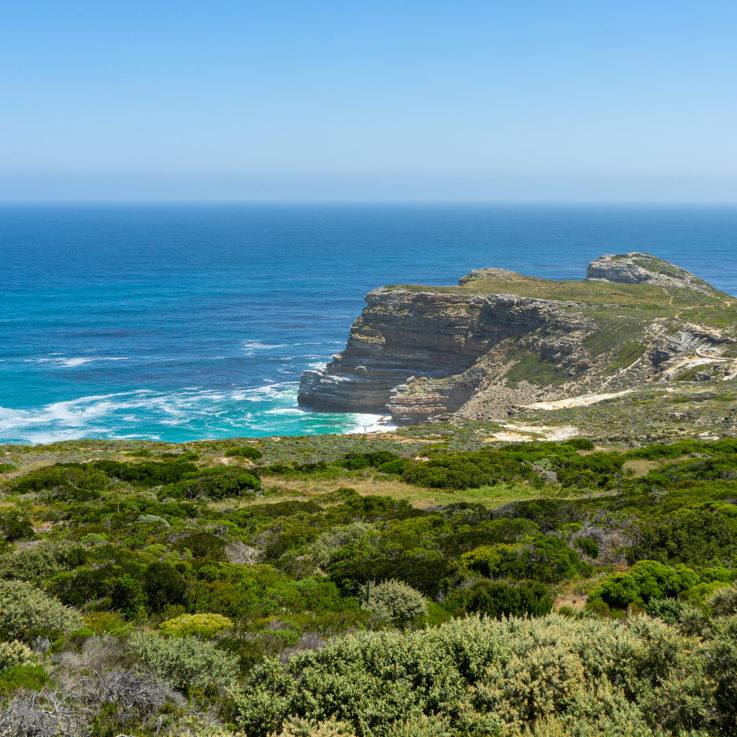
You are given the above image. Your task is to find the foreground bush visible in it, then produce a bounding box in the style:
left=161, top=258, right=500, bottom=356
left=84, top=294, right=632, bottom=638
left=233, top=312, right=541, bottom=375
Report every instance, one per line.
left=232, top=614, right=731, bottom=737
left=0, top=580, right=83, bottom=642
left=129, top=630, right=239, bottom=695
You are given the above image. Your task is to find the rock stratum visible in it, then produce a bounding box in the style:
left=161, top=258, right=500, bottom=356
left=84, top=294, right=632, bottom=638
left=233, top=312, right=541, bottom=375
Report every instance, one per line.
left=298, top=252, right=737, bottom=424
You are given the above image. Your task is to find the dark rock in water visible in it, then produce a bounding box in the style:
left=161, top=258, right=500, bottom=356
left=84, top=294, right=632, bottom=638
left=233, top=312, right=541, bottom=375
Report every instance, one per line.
left=299, top=253, right=736, bottom=425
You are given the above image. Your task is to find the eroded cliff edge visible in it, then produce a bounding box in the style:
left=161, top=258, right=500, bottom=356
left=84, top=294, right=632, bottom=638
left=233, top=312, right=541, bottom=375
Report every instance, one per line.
left=298, top=253, right=737, bottom=424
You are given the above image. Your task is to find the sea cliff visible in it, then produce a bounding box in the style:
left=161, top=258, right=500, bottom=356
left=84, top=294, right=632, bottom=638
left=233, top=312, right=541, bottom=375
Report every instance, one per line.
left=299, top=253, right=737, bottom=424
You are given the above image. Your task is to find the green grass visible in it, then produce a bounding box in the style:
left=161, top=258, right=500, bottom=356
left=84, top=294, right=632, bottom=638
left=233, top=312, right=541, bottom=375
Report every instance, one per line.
left=504, top=349, right=568, bottom=387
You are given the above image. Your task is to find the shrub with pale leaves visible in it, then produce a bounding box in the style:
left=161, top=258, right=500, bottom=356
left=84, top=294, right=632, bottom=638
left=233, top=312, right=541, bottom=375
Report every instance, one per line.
left=0, top=640, right=36, bottom=672
left=708, top=584, right=737, bottom=617
left=129, top=630, right=239, bottom=694
left=0, top=580, right=82, bottom=642
left=364, top=579, right=427, bottom=627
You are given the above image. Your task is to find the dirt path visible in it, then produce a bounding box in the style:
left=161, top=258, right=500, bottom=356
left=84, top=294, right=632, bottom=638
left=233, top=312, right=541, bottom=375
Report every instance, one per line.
left=522, top=389, right=633, bottom=411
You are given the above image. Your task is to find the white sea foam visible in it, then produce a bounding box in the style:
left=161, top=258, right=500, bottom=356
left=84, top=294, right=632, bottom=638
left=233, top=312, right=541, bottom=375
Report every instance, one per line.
left=345, top=413, right=396, bottom=434
left=241, top=340, right=288, bottom=355
left=29, top=356, right=129, bottom=368
left=265, top=407, right=306, bottom=416
left=0, top=379, right=388, bottom=443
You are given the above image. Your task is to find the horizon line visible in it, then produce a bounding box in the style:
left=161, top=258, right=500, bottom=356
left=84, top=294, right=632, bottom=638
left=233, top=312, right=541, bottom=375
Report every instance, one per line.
left=2, top=199, right=737, bottom=207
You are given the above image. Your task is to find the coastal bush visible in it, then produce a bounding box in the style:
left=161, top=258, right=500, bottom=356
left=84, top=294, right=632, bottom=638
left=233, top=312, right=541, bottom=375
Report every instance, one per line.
left=341, top=451, right=403, bottom=471
left=0, top=580, right=83, bottom=642
left=92, top=459, right=197, bottom=485
left=11, top=463, right=108, bottom=500
left=589, top=560, right=698, bottom=610
left=630, top=503, right=737, bottom=566
left=0, top=664, right=48, bottom=695
left=162, top=467, right=261, bottom=500
left=0, top=541, right=86, bottom=583
left=364, top=579, right=427, bottom=627
left=232, top=614, right=707, bottom=737
left=446, top=579, right=553, bottom=618
left=401, top=450, right=532, bottom=489
left=310, top=522, right=373, bottom=568
left=462, top=535, right=583, bottom=583
left=129, top=630, right=239, bottom=695
left=160, top=613, right=233, bottom=638
left=325, top=519, right=458, bottom=596
left=574, top=536, right=599, bottom=558
left=709, top=584, right=737, bottom=617
left=0, top=511, right=34, bottom=542
left=143, top=561, right=190, bottom=612
left=0, top=640, right=36, bottom=672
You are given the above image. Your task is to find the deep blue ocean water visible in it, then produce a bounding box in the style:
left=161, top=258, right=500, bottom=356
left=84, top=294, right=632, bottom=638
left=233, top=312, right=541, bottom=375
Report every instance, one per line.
left=2, top=204, right=737, bottom=444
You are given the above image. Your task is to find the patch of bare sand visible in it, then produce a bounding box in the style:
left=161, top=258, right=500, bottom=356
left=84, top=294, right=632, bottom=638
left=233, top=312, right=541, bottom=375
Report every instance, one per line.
left=523, top=389, right=633, bottom=411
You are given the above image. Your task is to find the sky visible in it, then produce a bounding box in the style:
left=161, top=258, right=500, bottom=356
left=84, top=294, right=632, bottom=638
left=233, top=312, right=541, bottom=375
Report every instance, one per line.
left=2, top=1, right=737, bottom=202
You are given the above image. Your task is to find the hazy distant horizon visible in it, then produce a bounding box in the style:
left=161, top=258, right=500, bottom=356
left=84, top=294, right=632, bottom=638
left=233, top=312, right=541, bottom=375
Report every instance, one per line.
left=3, top=2, right=736, bottom=203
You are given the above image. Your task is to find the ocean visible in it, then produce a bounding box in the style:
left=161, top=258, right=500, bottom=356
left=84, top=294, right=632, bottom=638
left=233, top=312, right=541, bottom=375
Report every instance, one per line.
left=2, top=203, right=737, bottom=444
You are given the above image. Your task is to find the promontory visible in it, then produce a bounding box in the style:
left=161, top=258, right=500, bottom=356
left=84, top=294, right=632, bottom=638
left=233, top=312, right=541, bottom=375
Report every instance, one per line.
left=298, top=252, right=737, bottom=424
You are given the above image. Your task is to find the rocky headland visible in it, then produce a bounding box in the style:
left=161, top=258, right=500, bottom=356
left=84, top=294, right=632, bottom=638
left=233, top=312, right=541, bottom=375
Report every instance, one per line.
left=299, top=252, right=737, bottom=424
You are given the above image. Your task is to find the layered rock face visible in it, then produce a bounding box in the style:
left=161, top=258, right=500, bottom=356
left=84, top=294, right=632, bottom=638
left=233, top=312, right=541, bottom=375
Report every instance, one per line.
left=586, top=252, right=712, bottom=293
left=298, top=289, right=492, bottom=413
left=298, top=253, right=737, bottom=424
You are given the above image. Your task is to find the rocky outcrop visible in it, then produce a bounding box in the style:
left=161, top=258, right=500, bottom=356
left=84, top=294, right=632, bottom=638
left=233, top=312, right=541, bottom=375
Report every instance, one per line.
left=298, top=254, right=737, bottom=424
left=586, top=252, right=713, bottom=294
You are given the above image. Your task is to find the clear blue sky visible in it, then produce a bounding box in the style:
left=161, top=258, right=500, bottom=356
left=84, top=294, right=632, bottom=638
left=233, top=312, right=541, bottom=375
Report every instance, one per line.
left=2, top=1, right=737, bottom=202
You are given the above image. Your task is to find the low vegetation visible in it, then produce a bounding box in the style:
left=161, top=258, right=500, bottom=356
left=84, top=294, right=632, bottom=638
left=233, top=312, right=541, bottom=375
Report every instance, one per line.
left=1, top=432, right=737, bottom=735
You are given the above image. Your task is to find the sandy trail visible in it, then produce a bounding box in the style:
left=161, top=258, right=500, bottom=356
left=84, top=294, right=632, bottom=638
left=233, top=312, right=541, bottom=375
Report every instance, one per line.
left=523, top=389, right=633, bottom=411
left=487, top=423, right=579, bottom=443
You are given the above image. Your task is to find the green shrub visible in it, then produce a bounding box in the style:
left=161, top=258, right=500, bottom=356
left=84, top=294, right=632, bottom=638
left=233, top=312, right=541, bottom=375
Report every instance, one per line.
left=645, top=598, right=684, bottom=624
left=0, top=512, right=34, bottom=542
left=79, top=532, right=108, bottom=546
left=447, top=579, right=553, bottom=618
left=232, top=613, right=701, bottom=737
left=564, top=438, right=595, bottom=450
left=0, top=580, right=83, bottom=642
left=341, top=451, right=402, bottom=471
left=163, top=468, right=261, bottom=500
left=631, top=502, right=737, bottom=566
left=91, top=459, right=197, bottom=485
left=225, top=446, right=263, bottom=460
left=364, top=579, right=427, bottom=627
left=709, top=585, right=737, bottom=617
left=310, top=523, right=373, bottom=568
left=575, top=536, right=599, bottom=559
left=0, top=541, right=85, bottom=583
left=401, top=450, right=532, bottom=489
left=129, top=630, right=239, bottom=695
left=703, top=616, right=737, bottom=734
left=589, top=561, right=699, bottom=610
left=11, top=463, right=108, bottom=500
left=0, top=463, right=16, bottom=473
left=462, top=535, right=583, bottom=583
left=144, top=562, right=190, bottom=612
left=160, top=613, right=233, bottom=638
left=680, top=581, right=729, bottom=608
left=0, top=640, right=36, bottom=672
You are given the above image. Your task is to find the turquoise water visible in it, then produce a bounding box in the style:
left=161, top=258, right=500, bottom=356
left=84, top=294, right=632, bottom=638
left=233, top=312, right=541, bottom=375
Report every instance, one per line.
left=2, top=204, right=737, bottom=444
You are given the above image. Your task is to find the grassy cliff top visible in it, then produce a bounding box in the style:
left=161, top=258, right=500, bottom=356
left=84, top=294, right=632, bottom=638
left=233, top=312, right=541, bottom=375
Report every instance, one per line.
left=383, top=253, right=737, bottom=328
